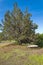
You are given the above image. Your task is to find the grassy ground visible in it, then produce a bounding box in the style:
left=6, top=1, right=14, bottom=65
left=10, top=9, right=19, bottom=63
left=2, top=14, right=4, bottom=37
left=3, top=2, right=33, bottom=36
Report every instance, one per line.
left=0, top=43, right=43, bottom=65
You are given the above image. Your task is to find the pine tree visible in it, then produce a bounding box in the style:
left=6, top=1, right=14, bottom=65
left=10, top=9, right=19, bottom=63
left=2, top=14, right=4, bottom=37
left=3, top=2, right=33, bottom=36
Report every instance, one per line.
left=1, top=3, right=38, bottom=44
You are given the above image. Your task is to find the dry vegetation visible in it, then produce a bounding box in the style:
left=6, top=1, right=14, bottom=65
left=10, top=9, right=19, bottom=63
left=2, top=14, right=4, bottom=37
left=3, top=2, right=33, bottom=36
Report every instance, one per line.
left=0, top=43, right=43, bottom=65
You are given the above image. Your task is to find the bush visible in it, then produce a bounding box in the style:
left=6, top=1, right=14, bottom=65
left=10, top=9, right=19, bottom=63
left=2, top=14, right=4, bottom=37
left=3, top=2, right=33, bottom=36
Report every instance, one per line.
left=36, top=34, right=43, bottom=47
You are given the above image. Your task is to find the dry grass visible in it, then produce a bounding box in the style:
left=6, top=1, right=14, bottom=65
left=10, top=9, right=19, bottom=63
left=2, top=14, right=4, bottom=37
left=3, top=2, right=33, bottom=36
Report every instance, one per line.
left=0, top=43, right=43, bottom=65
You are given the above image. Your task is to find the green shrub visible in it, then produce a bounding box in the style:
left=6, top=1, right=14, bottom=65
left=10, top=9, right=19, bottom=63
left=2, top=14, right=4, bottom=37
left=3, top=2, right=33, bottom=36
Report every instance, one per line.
left=36, top=34, right=43, bottom=47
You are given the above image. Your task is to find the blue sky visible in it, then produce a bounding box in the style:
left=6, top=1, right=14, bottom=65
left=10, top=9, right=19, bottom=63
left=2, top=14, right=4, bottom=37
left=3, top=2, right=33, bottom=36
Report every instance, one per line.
left=0, top=0, right=43, bottom=33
